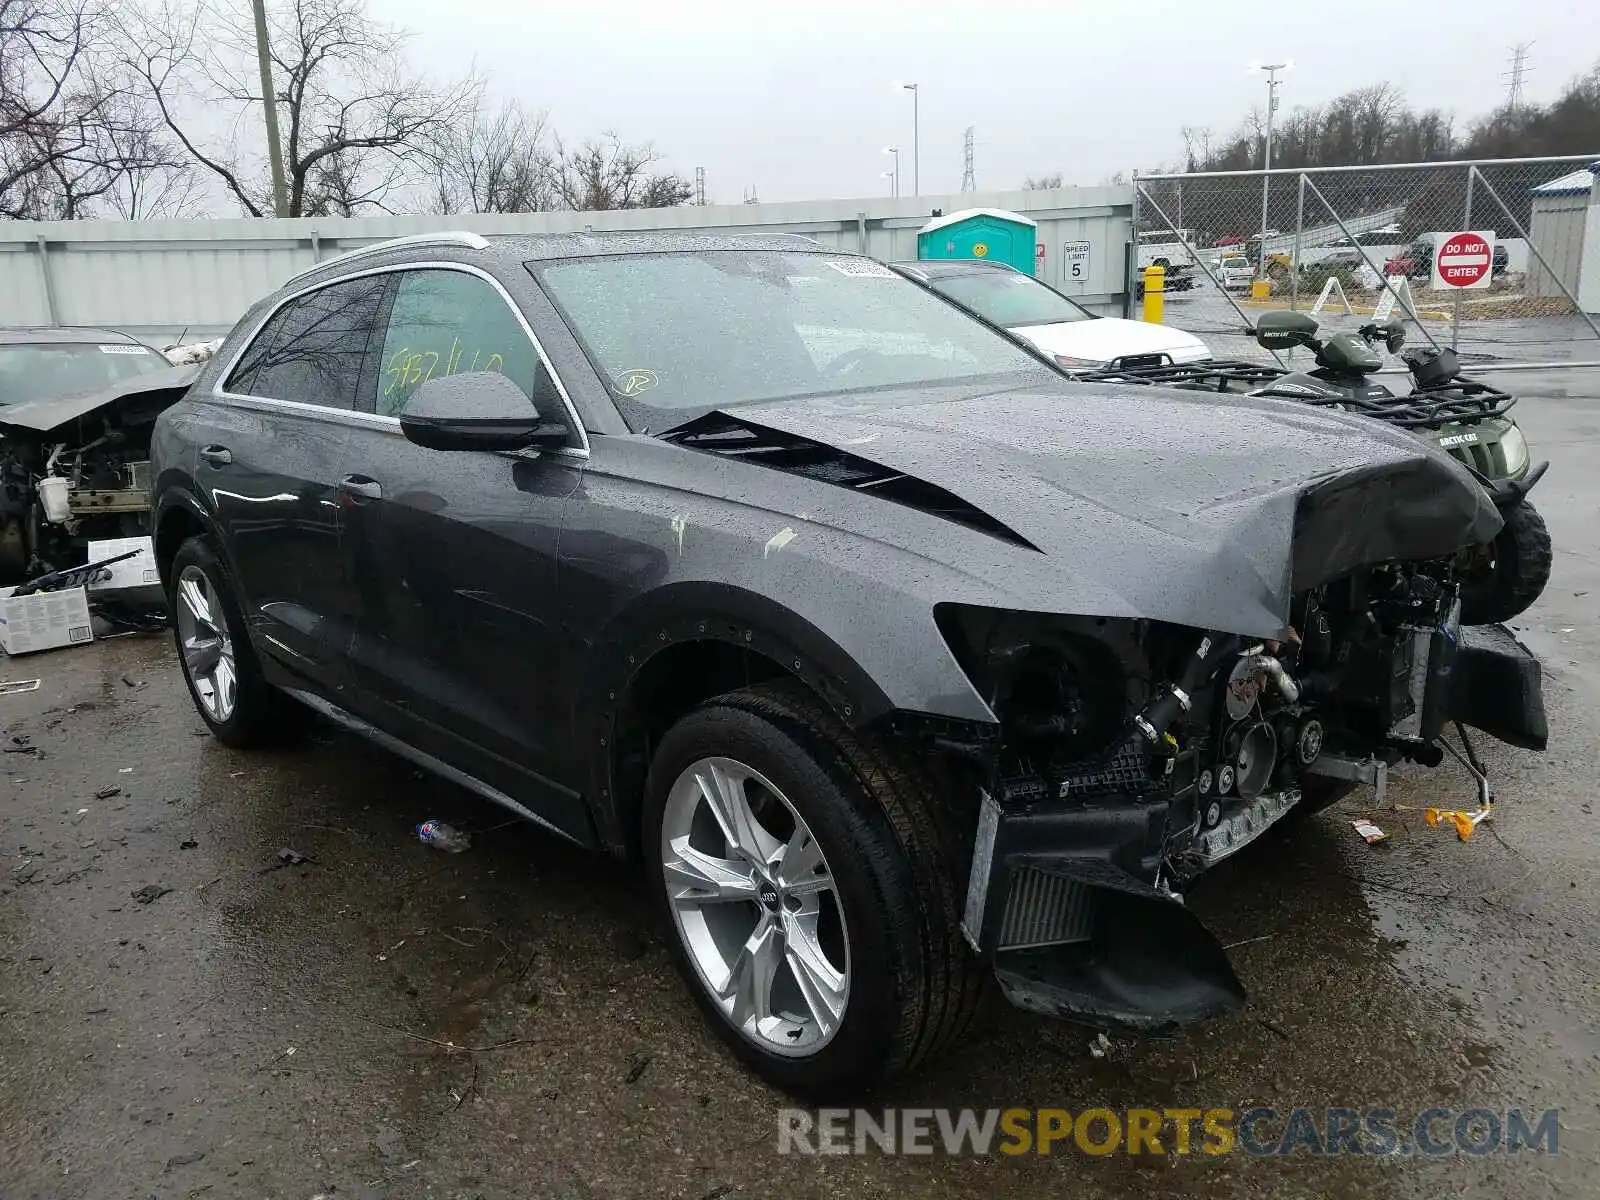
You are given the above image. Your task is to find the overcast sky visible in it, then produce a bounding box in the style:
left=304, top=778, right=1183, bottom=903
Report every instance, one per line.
left=379, top=0, right=1597, bottom=202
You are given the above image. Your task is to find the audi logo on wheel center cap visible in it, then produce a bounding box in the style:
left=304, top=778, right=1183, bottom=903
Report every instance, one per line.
left=759, top=886, right=780, bottom=908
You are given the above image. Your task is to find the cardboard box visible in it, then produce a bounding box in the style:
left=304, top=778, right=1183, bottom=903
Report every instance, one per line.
left=86, top=536, right=160, bottom=593
left=0, top=585, right=94, bottom=655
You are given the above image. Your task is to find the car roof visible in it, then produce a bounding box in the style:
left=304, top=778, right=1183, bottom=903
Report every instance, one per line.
left=0, top=326, right=142, bottom=346
left=889, top=259, right=1017, bottom=282
left=281, top=229, right=848, bottom=292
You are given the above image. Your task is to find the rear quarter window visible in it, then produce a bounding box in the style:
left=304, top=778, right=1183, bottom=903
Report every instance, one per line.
left=224, top=274, right=392, bottom=409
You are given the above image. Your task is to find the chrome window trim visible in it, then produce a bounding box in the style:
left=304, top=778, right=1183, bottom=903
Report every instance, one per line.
left=211, top=259, right=592, bottom=459
left=281, top=231, right=492, bottom=286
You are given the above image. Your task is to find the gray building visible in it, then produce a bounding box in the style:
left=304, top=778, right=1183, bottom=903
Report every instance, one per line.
left=1528, top=164, right=1597, bottom=299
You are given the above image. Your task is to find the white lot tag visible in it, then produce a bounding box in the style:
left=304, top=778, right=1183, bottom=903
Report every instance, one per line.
left=823, top=260, right=896, bottom=279
left=99, top=344, right=150, bottom=355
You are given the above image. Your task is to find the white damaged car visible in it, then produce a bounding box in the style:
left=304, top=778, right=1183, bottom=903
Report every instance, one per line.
left=891, top=259, right=1210, bottom=372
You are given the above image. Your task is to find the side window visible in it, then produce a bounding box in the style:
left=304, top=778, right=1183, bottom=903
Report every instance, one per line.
left=224, top=275, right=390, bottom=409
left=374, top=270, right=552, bottom=417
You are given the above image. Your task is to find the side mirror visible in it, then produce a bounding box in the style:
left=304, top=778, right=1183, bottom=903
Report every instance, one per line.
left=1253, top=309, right=1319, bottom=351
left=399, top=372, right=573, bottom=453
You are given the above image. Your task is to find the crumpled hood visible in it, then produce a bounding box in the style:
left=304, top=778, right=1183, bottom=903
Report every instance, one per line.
left=713, top=378, right=1502, bottom=637
left=0, top=364, right=198, bottom=437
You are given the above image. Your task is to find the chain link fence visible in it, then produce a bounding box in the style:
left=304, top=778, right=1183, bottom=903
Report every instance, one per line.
left=1131, top=156, right=1600, bottom=370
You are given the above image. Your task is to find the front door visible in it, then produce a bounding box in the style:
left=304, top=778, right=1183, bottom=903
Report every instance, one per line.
left=199, top=272, right=394, bottom=695
left=337, top=267, right=591, bottom=842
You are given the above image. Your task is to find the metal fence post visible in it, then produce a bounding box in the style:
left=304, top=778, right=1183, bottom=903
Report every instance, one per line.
left=1291, top=172, right=1305, bottom=313
left=1128, top=170, right=1141, bottom=319
left=33, top=235, right=59, bottom=325
left=1452, top=164, right=1473, bottom=350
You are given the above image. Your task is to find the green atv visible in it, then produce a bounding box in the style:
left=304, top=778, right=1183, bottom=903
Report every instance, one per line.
left=1077, top=311, right=1552, bottom=626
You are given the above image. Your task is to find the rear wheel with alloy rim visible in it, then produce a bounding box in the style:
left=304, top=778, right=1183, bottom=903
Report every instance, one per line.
left=168, top=535, right=302, bottom=747
left=175, top=563, right=238, bottom=723
left=642, top=680, right=984, bottom=1097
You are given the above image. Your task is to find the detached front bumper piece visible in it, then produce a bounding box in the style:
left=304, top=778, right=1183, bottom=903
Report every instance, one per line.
left=1449, top=622, right=1546, bottom=751
left=963, top=793, right=1244, bottom=1035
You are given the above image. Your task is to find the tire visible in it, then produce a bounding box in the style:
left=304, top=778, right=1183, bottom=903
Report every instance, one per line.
left=641, top=680, right=984, bottom=1098
left=169, top=535, right=303, bottom=748
left=1459, top=499, right=1553, bottom=626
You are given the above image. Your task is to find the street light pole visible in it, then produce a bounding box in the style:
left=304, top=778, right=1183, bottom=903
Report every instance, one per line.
left=1252, top=61, right=1289, bottom=280
left=901, top=83, right=920, bottom=196
left=251, top=0, right=289, bottom=217
left=883, top=146, right=900, bottom=198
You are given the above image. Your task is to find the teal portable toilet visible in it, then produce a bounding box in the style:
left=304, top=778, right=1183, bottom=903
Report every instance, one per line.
left=916, top=208, right=1039, bottom=274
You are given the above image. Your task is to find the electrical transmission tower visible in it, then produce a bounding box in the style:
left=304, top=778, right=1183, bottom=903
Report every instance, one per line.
left=960, top=126, right=976, bottom=192
left=694, top=166, right=706, bottom=205
left=1502, top=42, right=1533, bottom=111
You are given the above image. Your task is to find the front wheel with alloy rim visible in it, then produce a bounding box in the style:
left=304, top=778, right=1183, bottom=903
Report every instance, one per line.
left=169, top=535, right=302, bottom=747
left=642, top=680, right=984, bottom=1097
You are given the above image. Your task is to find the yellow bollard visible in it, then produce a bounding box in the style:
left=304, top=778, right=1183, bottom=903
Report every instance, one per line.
left=1141, top=264, right=1164, bottom=324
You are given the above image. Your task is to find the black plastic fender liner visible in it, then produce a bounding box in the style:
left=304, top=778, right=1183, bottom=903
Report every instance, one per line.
left=1448, top=623, right=1548, bottom=751
left=991, top=854, right=1245, bottom=1035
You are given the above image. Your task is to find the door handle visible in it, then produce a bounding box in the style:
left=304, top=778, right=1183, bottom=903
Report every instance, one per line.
left=199, top=444, right=232, bottom=467
left=338, top=473, right=383, bottom=501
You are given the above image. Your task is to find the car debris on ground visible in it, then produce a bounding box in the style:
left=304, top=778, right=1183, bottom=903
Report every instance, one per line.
left=1351, top=818, right=1390, bottom=844
left=416, top=820, right=471, bottom=853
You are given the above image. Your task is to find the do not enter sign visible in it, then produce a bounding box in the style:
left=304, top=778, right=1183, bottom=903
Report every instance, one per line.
left=1436, top=231, right=1496, bottom=290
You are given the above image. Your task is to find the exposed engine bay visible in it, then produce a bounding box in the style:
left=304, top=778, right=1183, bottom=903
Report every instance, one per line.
left=935, top=554, right=1546, bottom=1032
left=0, top=365, right=196, bottom=583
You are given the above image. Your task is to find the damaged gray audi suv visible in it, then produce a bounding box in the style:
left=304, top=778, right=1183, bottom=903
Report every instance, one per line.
left=150, top=231, right=1547, bottom=1096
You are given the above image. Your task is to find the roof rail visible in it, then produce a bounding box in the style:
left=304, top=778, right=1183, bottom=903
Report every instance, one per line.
left=284, top=230, right=491, bottom=284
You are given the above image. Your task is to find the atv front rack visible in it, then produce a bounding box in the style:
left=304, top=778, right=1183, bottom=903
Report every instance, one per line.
left=1342, top=378, right=1518, bottom=430
left=1076, top=360, right=1518, bottom=430
left=1075, top=359, right=1281, bottom=391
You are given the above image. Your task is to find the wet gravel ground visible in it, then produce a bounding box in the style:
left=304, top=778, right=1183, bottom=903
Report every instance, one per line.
left=3, top=371, right=1598, bottom=1199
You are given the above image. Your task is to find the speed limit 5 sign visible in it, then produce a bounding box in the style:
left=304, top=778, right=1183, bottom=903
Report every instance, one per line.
left=1062, top=240, right=1091, bottom=284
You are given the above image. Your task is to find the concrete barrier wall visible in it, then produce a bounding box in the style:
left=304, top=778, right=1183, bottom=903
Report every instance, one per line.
left=0, top=188, right=1133, bottom=343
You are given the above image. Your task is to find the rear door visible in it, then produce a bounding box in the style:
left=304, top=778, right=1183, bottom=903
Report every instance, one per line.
left=337, top=266, right=590, bottom=841
left=200, top=272, right=394, bottom=692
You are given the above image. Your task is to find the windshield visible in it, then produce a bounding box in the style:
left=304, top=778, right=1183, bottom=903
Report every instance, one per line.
left=1221, top=257, right=1249, bottom=270
left=0, top=341, right=165, bottom=406
left=926, top=270, right=1092, bottom=329
left=533, top=250, right=1047, bottom=429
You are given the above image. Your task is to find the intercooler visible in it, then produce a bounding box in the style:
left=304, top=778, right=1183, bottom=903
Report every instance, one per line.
left=995, top=867, right=1097, bottom=950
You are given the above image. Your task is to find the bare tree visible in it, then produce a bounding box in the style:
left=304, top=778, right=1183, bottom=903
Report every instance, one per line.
left=1022, top=172, right=1063, bottom=190
left=1180, top=125, right=1212, bottom=172
left=550, top=132, right=691, bottom=211
left=2, top=0, right=186, bottom=218
left=118, top=0, right=477, bottom=217
left=430, top=96, right=553, bottom=214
